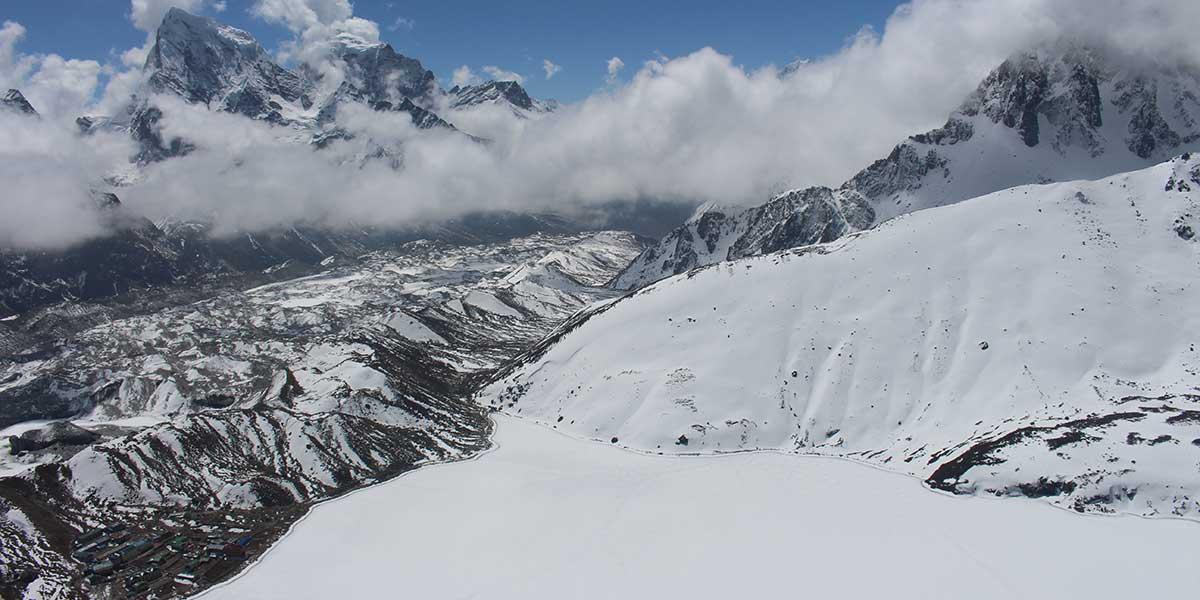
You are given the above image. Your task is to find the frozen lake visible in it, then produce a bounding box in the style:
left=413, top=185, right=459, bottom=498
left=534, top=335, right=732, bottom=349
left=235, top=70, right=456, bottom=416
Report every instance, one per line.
left=207, top=415, right=1199, bottom=599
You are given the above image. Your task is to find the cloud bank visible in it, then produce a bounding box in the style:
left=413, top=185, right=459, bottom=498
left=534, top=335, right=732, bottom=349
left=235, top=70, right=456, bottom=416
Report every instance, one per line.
left=3, top=0, right=1200, bottom=250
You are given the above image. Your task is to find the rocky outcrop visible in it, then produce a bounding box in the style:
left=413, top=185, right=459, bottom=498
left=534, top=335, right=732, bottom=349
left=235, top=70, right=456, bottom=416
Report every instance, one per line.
left=1, top=89, right=37, bottom=116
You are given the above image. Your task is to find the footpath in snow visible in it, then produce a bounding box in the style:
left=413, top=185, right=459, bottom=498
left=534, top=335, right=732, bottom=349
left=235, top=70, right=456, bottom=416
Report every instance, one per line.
left=206, top=415, right=1198, bottom=599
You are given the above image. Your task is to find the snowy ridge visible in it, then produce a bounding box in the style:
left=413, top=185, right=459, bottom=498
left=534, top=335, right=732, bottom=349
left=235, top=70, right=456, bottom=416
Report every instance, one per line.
left=484, top=155, right=1200, bottom=519
left=615, top=44, right=1200, bottom=289
left=448, top=80, right=556, bottom=119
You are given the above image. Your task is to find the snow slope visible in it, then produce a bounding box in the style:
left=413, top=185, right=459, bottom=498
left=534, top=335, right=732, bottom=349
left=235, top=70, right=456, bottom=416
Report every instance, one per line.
left=482, top=155, right=1200, bottom=518
left=205, top=415, right=1200, bottom=600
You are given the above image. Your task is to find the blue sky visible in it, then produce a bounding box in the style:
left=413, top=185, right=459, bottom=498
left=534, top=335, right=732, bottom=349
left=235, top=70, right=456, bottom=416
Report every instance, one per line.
left=3, top=0, right=903, bottom=102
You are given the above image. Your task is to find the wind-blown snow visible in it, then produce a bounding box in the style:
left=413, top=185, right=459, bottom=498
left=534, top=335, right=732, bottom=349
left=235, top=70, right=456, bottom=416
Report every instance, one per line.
left=204, top=415, right=1200, bottom=600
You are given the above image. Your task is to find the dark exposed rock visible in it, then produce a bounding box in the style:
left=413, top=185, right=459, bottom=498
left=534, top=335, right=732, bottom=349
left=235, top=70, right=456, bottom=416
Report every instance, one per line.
left=8, top=422, right=99, bottom=453
left=1013, top=477, right=1077, bottom=498
left=1166, top=410, right=1200, bottom=425
left=928, top=411, right=1145, bottom=492
left=0, top=377, right=90, bottom=430
left=129, top=104, right=195, bottom=163
left=962, top=52, right=1048, bottom=147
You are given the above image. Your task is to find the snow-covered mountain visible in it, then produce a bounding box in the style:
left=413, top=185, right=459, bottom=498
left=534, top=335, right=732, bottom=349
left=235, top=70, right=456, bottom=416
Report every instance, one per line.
left=313, top=32, right=440, bottom=126
left=483, top=154, right=1200, bottom=519
left=614, top=45, right=1200, bottom=289
left=145, top=8, right=315, bottom=125
left=76, top=8, right=524, bottom=164
left=0, top=230, right=644, bottom=598
left=448, top=80, right=556, bottom=118
left=1, top=89, right=37, bottom=116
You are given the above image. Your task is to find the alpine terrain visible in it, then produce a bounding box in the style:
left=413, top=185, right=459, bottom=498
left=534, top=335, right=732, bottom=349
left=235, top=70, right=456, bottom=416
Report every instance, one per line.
left=2, top=2, right=1199, bottom=600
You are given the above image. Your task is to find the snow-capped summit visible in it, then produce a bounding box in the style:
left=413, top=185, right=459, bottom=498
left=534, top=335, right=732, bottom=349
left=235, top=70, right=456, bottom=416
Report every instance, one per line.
left=615, top=43, right=1200, bottom=289
left=852, top=43, right=1200, bottom=220
left=449, top=80, right=556, bottom=117
left=316, top=35, right=437, bottom=121
left=1, top=89, right=37, bottom=116
left=146, top=8, right=314, bottom=124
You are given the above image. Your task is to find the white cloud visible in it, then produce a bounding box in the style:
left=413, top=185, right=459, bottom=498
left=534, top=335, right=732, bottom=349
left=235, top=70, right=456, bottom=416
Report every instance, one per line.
left=482, top=66, right=524, bottom=85
left=451, top=65, right=479, bottom=88
left=26, top=55, right=103, bottom=117
left=213, top=1, right=227, bottom=12
left=0, top=112, right=136, bottom=249
left=252, top=0, right=381, bottom=68
left=542, top=59, right=562, bottom=80
left=0, top=20, right=104, bottom=120
left=252, top=0, right=353, bottom=31
left=129, top=0, right=213, bottom=33
left=453, top=65, right=527, bottom=87
left=389, top=16, right=415, bottom=32
left=8, top=0, right=1200, bottom=250
left=606, top=56, right=624, bottom=83
left=0, top=21, right=34, bottom=84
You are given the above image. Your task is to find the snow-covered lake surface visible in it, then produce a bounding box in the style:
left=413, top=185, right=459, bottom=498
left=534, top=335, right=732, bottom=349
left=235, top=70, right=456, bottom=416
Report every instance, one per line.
left=207, top=415, right=1199, bottom=599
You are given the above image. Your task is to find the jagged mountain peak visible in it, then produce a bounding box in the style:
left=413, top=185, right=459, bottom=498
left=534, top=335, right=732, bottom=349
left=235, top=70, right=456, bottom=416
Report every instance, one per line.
left=160, top=6, right=256, bottom=47
left=1, top=88, right=38, bottom=116
left=451, top=80, right=532, bottom=110
left=145, top=7, right=314, bottom=123
left=449, top=80, right=555, bottom=116
left=314, top=36, right=443, bottom=128
left=330, top=38, right=436, bottom=105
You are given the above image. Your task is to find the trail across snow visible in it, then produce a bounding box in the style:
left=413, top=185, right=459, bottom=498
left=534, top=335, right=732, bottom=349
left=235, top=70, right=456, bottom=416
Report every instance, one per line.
left=205, top=415, right=1199, bottom=600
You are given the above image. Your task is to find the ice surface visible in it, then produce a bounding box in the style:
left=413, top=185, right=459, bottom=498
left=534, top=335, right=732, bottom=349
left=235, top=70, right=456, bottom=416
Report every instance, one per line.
left=206, top=415, right=1200, bottom=600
